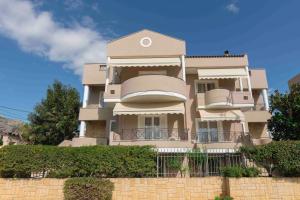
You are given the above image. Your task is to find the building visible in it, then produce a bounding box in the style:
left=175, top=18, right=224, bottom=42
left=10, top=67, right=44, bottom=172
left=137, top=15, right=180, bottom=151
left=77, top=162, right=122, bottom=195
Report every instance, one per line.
left=288, top=73, right=300, bottom=87
left=72, top=29, right=271, bottom=152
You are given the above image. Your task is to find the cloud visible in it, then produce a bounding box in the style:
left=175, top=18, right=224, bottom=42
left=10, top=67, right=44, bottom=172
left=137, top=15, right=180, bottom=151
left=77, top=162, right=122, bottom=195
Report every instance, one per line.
left=0, top=0, right=107, bottom=75
left=226, top=1, right=240, bottom=14
left=64, top=0, right=83, bottom=10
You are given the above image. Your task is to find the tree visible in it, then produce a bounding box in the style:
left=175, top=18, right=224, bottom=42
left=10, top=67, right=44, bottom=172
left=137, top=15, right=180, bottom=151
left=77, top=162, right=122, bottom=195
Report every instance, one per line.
left=25, top=81, right=80, bottom=145
left=268, top=84, right=300, bottom=140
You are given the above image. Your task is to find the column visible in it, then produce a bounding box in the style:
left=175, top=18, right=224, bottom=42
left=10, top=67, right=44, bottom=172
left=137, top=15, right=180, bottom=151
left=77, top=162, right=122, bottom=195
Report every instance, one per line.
left=79, top=121, right=86, bottom=137
left=246, top=66, right=253, bottom=97
left=82, top=85, right=89, bottom=108
left=239, top=78, right=244, bottom=92
left=181, top=55, right=186, bottom=82
left=262, top=89, right=269, bottom=111
left=80, top=85, right=89, bottom=137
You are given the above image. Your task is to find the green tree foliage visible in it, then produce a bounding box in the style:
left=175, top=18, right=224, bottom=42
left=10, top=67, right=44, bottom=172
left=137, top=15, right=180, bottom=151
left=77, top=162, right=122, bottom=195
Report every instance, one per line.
left=241, top=141, right=300, bottom=177
left=64, top=178, right=114, bottom=200
left=24, top=81, right=80, bottom=145
left=268, top=84, right=300, bottom=140
left=0, top=145, right=157, bottom=178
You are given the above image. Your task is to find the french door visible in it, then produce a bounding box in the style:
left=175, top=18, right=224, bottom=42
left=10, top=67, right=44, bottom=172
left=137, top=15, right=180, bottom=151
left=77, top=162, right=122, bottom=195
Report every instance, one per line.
left=197, top=121, right=219, bottom=143
left=197, top=82, right=216, bottom=93
left=144, top=116, right=161, bottom=139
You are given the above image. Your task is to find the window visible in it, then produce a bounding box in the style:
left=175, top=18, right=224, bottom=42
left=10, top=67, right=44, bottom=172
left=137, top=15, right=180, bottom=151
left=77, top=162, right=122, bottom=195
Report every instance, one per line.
left=138, top=115, right=167, bottom=140
left=196, top=120, right=223, bottom=143
left=195, top=81, right=217, bottom=93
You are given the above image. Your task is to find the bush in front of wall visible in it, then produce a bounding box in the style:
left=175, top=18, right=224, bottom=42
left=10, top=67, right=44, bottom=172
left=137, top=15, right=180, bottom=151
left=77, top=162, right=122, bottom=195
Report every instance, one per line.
left=64, top=177, right=113, bottom=200
left=0, top=145, right=157, bottom=178
left=221, top=166, right=260, bottom=177
left=240, top=141, right=300, bottom=177
left=214, top=196, right=233, bottom=200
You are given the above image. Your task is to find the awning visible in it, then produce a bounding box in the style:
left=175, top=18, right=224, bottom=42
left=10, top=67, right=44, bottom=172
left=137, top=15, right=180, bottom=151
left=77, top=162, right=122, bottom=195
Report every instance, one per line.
left=199, top=110, right=245, bottom=121
left=110, top=57, right=181, bottom=67
left=197, top=68, right=248, bottom=79
left=113, top=102, right=184, bottom=116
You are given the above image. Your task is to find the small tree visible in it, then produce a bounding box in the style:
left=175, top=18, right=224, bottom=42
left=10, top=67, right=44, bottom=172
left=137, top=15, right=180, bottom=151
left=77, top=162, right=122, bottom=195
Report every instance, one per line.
left=25, top=81, right=80, bottom=145
left=268, top=84, right=300, bottom=140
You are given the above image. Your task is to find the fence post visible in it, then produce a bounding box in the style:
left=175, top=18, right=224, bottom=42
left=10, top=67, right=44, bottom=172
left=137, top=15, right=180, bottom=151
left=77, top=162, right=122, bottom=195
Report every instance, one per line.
left=156, top=150, right=159, bottom=178
left=205, top=151, right=209, bottom=176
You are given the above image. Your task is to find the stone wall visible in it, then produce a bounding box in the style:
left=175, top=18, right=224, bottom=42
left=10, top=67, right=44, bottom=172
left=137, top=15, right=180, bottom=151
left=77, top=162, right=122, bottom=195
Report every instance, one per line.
left=228, top=177, right=300, bottom=200
left=0, top=178, right=64, bottom=200
left=0, top=177, right=299, bottom=200
left=111, top=178, right=225, bottom=200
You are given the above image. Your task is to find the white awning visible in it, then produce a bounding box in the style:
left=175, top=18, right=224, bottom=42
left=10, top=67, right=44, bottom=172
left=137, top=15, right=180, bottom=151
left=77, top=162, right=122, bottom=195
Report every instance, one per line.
left=110, top=57, right=181, bottom=67
left=197, top=68, right=248, bottom=79
left=199, top=110, right=245, bottom=121
left=113, top=102, right=184, bottom=116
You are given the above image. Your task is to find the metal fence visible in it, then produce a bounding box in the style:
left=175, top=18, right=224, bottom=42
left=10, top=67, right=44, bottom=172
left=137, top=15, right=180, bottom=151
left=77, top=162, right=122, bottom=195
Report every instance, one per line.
left=113, top=128, right=189, bottom=141
left=156, top=150, right=245, bottom=177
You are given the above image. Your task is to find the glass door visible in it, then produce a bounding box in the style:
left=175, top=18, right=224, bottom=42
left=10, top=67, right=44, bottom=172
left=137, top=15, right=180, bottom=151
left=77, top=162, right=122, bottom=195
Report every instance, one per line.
left=144, top=116, right=161, bottom=140
left=145, top=117, right=153, bottom=139
left=197, top=121, right=219, bottom=143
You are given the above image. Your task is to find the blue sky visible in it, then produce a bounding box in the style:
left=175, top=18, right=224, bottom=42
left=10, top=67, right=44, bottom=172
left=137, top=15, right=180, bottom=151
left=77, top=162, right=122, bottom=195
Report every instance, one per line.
left=0, top=0, right=300, bottom=121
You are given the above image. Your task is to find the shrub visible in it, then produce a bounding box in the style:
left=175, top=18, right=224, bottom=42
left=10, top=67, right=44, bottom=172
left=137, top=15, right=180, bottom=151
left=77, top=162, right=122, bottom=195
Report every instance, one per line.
left=241, top=141, right=300, bottom=177
left=0, top=145, right=156, bottom=178
left=214, top=196, right=233, bottom=200
left=221, top=166, right=260, bottom=177
left=64, top=178, right=113, bottom=200
left=0, top=137, right=3, bottom=146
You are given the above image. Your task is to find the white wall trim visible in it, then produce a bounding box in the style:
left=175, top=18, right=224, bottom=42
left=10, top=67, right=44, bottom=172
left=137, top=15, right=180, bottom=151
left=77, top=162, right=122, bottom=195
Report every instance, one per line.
left=121, top=91, right=187, bottom=101
left=104, top=98, right=121, bottom=103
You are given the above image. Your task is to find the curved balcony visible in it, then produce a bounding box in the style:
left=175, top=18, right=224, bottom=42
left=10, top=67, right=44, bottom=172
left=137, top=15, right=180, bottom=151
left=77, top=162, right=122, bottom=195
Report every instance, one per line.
left=205, top=89, right=232, bottom=108
left=121, top=75, right=186, bottom=102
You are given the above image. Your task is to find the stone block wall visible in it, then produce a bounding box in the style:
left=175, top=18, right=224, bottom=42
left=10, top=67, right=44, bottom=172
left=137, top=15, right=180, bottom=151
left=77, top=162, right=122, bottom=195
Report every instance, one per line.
left=111, top=178, right=225, bottom=200
left=0, top=178, right=64, bottom=200
left=0, top=177, right=299, bottom=200
left=228, top=177, right=300, bottom=200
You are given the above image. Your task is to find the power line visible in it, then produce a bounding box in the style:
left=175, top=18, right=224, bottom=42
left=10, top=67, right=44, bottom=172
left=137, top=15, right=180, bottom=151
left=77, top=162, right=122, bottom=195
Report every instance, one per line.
left=0, top=112, right=28, bottom=122
left=0, top=106, right=31, bottom=113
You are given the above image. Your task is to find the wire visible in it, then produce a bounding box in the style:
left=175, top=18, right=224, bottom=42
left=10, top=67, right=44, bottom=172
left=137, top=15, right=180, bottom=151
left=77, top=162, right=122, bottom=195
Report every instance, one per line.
left=0, top=106, right=31, bottom=113
left=0, top=112, right=28, bottom=122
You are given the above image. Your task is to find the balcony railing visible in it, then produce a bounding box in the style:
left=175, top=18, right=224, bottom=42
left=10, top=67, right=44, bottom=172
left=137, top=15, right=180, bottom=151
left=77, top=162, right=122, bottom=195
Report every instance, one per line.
left=195, top=131, right=250, bottom=144
left=112, top=128, right=188, bottom=141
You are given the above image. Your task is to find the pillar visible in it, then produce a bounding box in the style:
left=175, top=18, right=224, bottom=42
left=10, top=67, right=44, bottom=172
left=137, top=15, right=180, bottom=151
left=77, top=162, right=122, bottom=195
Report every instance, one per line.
left=262, top=89, right=269, bottom=111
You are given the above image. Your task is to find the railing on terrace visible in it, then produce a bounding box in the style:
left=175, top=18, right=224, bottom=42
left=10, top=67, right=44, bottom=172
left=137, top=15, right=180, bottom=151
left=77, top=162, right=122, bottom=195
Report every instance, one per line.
left=195, top=131, right=249, bottom=143
left=156, top=151, right=246, bottom=177
left=112, top=128, right=188, bottom=141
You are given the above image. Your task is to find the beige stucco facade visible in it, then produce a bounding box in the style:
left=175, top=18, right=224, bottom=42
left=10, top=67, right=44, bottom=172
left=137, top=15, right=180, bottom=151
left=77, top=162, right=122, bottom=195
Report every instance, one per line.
left=289, top=73, right=300, bottom=87
left=72, top=29, right=271, bottom=151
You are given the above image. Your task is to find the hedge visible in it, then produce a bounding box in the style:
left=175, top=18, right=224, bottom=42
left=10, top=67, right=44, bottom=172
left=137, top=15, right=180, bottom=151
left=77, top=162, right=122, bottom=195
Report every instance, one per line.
left=241, top=141, right=300, bottom=177
left=0, top=145, right=156, bottom=178
left=221, top=166, right=260, bottom=177
left=64, top=178, right=113, bottom=200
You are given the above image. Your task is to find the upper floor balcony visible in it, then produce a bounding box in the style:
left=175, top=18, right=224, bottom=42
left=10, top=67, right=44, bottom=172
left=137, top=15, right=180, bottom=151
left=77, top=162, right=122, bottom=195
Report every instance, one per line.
left=82, top=64, right=106, bottom=85
left=197, top=89, right=254, bottom=109
left=104, top=75, right=186, bottom=102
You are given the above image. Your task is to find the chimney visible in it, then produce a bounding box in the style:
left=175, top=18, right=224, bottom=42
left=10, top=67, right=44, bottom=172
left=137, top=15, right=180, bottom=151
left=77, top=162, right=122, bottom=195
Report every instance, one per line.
left=224, top=50, right=230, bottom=56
